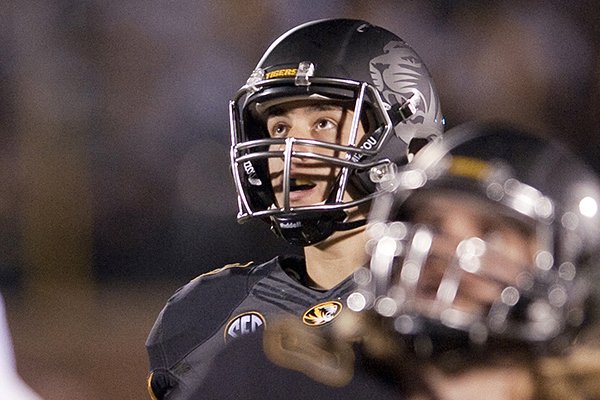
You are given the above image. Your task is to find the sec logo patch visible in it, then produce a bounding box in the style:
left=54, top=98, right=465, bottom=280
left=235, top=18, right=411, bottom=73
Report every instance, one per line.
left=302, top=301, right=343, bottom=326
left=224, top=311, right=265, bottom=342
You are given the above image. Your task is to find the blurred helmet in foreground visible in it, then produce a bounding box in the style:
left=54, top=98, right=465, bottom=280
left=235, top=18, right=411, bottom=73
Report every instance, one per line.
left=349, top=121, right=600, bottom=355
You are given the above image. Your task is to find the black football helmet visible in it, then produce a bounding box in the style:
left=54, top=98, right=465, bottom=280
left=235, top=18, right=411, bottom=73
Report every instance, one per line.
left=230, top=19, right=444, bottom=246
left=350, top=121, right=600, bottom=355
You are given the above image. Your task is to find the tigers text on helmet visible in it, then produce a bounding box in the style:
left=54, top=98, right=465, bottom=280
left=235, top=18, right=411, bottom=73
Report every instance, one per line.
left=229, top=18, right=444, bottom=246
left=349, top=121, right=600, bottom=355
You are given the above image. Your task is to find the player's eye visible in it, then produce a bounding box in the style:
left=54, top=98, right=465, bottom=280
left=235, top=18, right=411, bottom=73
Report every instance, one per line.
left=270, top=123, right=289, bottom=138
left=314, top=118, right=337, bottom=132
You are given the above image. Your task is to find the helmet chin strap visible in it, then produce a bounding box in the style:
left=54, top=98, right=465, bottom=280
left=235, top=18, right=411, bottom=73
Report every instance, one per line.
left=333, top=218, right=367, bottom=232
left=270, top=210, right=366, bottom=247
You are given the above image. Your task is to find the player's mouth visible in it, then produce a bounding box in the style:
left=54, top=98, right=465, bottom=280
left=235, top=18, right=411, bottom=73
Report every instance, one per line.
left=289, top=178, right=316, bottom=192
left=287, top=177, right=318, bottom=203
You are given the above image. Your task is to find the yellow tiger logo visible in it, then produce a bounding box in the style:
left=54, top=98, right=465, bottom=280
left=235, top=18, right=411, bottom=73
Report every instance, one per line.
left=302, top=301, right=343, bottom=326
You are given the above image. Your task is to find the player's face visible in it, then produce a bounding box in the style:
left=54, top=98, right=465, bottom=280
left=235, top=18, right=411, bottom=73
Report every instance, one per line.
left=407, top=190, right=536, bottom=315
left=265, top=101, right=366, bottom=208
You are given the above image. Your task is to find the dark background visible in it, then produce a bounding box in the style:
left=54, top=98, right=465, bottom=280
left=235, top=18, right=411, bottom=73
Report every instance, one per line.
left=0, top=1, right=599, bottom=398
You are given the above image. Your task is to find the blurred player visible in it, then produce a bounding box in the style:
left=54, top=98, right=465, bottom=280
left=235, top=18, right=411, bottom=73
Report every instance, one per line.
left=145, top=18, right=443, bottom=399
left=343, top=121, right=600, bottom=399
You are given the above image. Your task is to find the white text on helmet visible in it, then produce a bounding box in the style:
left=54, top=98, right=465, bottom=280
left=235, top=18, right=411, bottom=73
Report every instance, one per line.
left=351, top=136, right=378, bottom=162
left=243, top=161, right=262, bottom=186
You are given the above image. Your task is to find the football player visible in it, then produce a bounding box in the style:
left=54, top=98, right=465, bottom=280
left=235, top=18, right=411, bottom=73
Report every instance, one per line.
left=145, top=18, right=443, bottom=399
left=343, top=121, right=600, bottom=400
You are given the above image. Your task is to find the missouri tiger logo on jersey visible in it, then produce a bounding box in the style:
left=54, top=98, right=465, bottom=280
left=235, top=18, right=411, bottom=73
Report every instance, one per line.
left=224, top=311, right=265, bottom=342
left=302, top=301, right=343, bottom=326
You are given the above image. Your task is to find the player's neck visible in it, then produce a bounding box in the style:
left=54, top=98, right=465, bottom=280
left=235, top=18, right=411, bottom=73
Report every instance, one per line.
left=303, top=224, right=368, bottom=290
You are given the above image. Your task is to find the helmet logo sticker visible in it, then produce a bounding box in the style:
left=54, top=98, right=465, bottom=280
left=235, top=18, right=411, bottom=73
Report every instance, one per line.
left=224, top=311, right=266, bottom=342
left=369, top=41, right=440, bottom=136
left=302, top=301, right=343, bottom=326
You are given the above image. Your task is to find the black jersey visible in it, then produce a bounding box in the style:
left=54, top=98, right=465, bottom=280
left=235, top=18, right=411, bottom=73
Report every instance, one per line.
left=145, top=255, right=357, bottom=399
left=192, top=328, right=404, bottom=400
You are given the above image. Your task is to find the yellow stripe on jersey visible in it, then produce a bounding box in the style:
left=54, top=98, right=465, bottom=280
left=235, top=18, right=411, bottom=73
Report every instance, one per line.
left=190, top=261, right=255, bottom=282
left=147, top=372, right=158, bottom=400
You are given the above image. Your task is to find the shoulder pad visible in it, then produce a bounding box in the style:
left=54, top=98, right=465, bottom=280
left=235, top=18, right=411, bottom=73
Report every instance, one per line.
left=146, top=260, right=268, bottom=370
